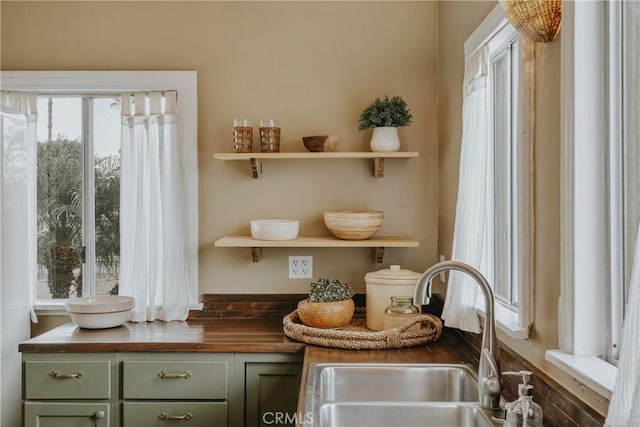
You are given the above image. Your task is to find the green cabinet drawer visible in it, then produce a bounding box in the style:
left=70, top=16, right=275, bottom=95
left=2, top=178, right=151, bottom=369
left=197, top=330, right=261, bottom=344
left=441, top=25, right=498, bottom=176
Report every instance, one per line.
left=25, top=360, right=111, bottom=399
left=122, top=360, right=228, bottom=399
left=24, top=402, right=110, bottom=427
left=244, top=362, right=303, bottom=427
left=122, top=402, right=227, bottom=427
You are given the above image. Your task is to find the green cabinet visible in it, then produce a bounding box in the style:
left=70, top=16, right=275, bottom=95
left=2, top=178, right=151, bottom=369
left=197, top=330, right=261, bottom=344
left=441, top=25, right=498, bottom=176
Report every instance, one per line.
left=23, top=352, right=303, bottom=427
left=120, top=353, right=232, bottom=427
left=24, top=401, right=110, bottom=427
left=236, top=354, right=303, bottom=427
left=122, top=360, right=228, bottom=400
left=22, top=353, right=117, bottom=427
left=25, top=360, right=112, bottom=400
left=122, top=402, right=227, bottom=427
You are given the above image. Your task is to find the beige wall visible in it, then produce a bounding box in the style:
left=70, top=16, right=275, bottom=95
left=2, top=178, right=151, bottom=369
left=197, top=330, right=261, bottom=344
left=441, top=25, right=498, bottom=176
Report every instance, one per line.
left=2, top=2, right=438, bottom=298
left=31, top=315, right=69, bottom=338
left=438, top=2, right=608, bottom=415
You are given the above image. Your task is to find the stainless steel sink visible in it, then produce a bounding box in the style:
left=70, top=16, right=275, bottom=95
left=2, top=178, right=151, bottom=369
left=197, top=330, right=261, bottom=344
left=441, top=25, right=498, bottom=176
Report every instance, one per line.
left=318, top=402, right=495, bottom=427
left=301, top=363, right=503, bottom=427
left=308, top=363, right=478, bottom=402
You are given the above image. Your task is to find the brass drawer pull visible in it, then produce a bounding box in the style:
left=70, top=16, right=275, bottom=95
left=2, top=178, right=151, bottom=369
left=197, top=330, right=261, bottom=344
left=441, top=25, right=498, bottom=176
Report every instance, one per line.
left=49, top=370, right=84, bottom=380
left=158, top=412, right=192, bottom=421
left=157, top=370, right=192, bottom=379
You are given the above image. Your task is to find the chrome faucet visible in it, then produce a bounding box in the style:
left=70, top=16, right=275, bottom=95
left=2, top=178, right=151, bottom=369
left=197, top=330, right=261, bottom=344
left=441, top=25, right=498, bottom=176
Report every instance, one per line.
left=414, top=260, right=502, bottom=411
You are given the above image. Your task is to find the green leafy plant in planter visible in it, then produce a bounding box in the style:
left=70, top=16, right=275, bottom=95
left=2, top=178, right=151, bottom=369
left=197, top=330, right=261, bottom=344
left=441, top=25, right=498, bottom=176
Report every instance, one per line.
left=298, top=278, right=356, bottom=329
left=358, top=96, right=413, bottom=130
left=358, top=95, right=413, bottom=152
left=309, top=277, right=355, bottom=303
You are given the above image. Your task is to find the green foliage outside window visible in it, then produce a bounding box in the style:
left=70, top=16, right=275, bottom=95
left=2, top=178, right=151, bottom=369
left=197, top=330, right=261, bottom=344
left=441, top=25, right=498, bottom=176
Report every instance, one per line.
left=37, top=137, right=120, bottom=298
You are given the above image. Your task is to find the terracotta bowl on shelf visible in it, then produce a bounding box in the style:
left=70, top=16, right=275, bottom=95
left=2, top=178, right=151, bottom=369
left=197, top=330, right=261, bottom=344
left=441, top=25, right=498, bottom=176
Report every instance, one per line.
left=302, top=135, right=340, bottom=152
left=323, top=210, right=384, bottom=240
left=297, top=298, right=355, bottom=329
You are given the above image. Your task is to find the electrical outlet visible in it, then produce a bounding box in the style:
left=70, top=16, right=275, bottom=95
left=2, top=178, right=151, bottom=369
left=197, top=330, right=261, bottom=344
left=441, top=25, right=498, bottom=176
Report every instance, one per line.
left=289, top=256, right=313, bottom=279
left=439, top=255, right=446, bottom=282
left=300, top=256, right=313, bottom=278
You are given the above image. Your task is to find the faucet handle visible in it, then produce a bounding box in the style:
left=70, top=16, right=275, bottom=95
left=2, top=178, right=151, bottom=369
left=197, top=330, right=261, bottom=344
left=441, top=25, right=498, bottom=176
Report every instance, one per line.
left=480, top=349, right=502, bottom=394
left=481, top=348, right=501, bottom=378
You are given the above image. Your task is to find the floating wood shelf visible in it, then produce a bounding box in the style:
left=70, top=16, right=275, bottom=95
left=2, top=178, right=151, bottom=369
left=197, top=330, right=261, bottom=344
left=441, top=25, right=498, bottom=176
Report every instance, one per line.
left=213, top=152, right=419, bottom=178
left=214, top=235, right=419, bottom=263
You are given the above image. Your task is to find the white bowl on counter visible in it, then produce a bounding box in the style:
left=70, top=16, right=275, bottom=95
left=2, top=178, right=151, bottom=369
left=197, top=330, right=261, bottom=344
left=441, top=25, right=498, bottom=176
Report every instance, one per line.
left=65, top=295, right=135, bottom=329
left=250, top=219, right=299, bottom=241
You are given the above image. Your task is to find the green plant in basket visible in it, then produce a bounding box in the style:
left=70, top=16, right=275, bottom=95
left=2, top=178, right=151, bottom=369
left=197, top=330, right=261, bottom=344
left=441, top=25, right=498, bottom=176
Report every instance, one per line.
left=298, top=278, right=356, bottom=329
left=309, top=277, right=355, bottom=303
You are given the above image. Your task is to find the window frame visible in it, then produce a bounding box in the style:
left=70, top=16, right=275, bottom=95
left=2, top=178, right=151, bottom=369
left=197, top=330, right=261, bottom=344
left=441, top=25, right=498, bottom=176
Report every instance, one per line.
left=545, top=0, right=621, bottom=398
left=607, top=0, right=624, bottom=364
left=465, top=4, right=534, bottom=340
left=614, top=0, right=640, bottom=362
left=487, top=24, right=521, bottom=310
left=1, top=71, right=200, bottom=312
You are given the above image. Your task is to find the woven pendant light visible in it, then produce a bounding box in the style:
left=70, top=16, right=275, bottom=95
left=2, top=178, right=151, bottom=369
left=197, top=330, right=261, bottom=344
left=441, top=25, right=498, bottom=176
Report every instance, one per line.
left=500, top=0, right=562, bottom=43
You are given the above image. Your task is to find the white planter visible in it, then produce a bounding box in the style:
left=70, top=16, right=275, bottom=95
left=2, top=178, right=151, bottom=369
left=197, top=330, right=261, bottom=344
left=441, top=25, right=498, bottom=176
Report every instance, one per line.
left=370, top=127, right=400, bottom=152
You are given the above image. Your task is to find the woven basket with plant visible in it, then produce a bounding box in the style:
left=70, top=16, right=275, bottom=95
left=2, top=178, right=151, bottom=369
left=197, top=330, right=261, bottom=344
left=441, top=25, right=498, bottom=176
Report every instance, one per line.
left=297, top=278, right=355, bottom=329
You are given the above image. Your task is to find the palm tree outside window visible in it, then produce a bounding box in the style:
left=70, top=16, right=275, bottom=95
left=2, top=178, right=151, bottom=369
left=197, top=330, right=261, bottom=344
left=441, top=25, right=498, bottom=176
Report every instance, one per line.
left=36, top=96, right=121, bottom=300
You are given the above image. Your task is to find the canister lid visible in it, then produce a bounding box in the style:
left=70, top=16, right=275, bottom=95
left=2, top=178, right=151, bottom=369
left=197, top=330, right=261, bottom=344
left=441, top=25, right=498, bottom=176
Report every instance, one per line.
left=365, top=265, right=421, bottom=282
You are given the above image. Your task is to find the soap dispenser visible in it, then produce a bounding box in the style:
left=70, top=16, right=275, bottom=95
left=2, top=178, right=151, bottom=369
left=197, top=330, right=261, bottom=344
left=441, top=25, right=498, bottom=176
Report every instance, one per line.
left=503, top=370, right=543, bottom=427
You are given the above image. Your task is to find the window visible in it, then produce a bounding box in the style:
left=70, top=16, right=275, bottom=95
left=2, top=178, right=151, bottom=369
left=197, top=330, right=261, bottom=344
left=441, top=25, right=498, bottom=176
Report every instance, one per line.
left=545, top=0, right=640, bottom=398
left=608, top=0, right=640, bottom=364
left=465, top=5, right=534, bottom=339
left=36, top=96, right=121, bottom=300
left=1, top=71, right=200, bottom=311
left=487, top=24, right=521, bottom=309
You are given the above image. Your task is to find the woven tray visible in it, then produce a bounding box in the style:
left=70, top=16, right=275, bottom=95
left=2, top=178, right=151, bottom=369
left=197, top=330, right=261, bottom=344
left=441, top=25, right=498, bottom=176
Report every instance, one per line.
left=283, top=307, right=443, bottom=350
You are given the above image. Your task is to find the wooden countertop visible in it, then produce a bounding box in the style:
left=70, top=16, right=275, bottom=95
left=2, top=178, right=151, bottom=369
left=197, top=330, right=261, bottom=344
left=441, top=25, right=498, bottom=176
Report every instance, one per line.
left=18, top=294, right=356, bottom=354
left=19, top=319, right=305, bottom=353
left=301, top=327, right=476, bottom=364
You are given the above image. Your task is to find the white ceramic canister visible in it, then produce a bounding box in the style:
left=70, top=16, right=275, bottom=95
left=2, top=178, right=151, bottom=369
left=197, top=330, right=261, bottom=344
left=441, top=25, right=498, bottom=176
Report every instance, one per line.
left=365, top=265, right=422, bottom=331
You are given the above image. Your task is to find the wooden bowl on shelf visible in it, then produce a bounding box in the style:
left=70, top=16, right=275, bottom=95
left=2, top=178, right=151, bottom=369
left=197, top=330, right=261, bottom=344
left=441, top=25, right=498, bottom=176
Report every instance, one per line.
left=302, top=135, right=340, bottom=152
left=323, top=210, right=384, bottom=240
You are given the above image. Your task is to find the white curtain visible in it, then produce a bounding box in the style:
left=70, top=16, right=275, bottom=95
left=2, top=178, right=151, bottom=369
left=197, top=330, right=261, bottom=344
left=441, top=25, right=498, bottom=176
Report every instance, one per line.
left=606, top=221, right=640, bottom=426
left=119, top=92, right=190, bottom=322
left=1, top=91, right=37, bottom=427
left=441, top=46, right=491, bottom=334
left=0, top=91, right=38, bottom=321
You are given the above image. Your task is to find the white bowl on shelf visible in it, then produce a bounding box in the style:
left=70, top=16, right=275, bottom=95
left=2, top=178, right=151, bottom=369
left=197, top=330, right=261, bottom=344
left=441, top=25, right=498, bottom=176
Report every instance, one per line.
left=250, top=219, right=299, bottom=241
left=65, top=295, right=134, bottom=329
